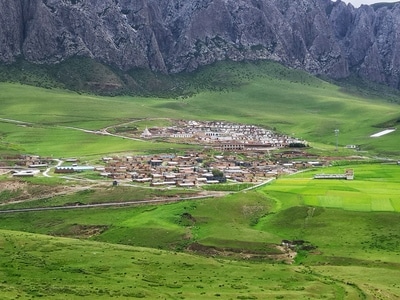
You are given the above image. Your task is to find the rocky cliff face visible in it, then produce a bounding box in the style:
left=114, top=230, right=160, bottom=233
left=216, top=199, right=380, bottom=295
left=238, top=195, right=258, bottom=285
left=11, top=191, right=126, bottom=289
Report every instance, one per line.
left=2, top=0, right=400, bottom=88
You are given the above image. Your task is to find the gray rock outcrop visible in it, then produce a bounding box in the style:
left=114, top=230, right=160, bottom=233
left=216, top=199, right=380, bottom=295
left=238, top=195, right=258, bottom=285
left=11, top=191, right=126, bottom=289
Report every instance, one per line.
left=1, top=0, right=400, bottom=88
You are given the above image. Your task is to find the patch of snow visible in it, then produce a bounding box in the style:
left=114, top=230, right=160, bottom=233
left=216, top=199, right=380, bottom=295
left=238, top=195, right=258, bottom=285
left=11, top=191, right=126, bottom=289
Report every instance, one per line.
left=370, top=128, right=396, bottom=138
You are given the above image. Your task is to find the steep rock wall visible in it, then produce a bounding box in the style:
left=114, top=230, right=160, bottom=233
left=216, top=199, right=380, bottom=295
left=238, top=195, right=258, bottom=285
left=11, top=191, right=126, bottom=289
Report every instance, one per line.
left=1, top=0, right=400, bottom=88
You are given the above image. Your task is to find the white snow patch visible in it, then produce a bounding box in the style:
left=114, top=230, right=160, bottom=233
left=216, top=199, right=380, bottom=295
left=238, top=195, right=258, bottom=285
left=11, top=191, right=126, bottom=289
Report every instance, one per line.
left=370, top=128, right=396, bottom=138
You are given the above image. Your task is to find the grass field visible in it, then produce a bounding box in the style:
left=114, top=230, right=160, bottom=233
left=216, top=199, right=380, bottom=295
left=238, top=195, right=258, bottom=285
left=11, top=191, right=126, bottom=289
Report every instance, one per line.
left=1, top=61, right=399, bottom=157
left=1, top=182, right=400, bottom=298
left=2, top=228, right=373, bottom=299
left=0, top=163, right=399, bottom=298
left=0, top=119, right=197, bottom=157
left=0, top=183, right=199, bottom=210
left=1, top=61, right=400, bottom=299
left=262, top=163, right=400, bottom=212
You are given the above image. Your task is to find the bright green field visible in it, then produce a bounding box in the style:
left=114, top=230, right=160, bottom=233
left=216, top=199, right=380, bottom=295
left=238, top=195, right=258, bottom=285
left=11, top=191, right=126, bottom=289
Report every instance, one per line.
left=262, top=163, right=400, bottom=212
left=1, top=61, right=399, bottom=157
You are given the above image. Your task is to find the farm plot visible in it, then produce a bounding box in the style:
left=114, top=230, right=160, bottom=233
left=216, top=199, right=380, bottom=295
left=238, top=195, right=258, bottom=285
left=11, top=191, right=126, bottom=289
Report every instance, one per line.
left=263, top=163, right=400, bottom=212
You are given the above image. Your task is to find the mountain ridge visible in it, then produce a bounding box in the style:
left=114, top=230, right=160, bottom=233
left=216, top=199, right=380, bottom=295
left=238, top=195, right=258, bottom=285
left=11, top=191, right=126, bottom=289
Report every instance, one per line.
left=1, top=0, right=400, bottom=89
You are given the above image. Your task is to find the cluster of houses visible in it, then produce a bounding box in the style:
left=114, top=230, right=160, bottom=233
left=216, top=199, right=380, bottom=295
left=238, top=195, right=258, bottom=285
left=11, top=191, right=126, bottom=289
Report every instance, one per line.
left=0, top=119, right=395, bottom=184
left=0, top=155, right=50, bottom=177
left=140, top=120, right=306, bottom=150
left=0, top=155, right=50, bottom=168
left=98, top=150, right=323, bottom=187
left=1, top=150, right=330, bottom=184
left=101, top=152, right=274, bottom=187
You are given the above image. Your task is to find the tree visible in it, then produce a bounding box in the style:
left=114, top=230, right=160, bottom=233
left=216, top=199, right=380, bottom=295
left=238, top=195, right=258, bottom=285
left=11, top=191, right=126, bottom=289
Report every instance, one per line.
left=212, top=168, right=224, bottom=178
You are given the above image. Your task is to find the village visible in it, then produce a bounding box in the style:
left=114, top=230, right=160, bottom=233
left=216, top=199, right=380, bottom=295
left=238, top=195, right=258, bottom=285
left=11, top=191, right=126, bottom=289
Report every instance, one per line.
left=138, top=120, right=307, bottom=151
left=1, top=120, right=334, bottom=187
left=2, top=149, right=326, bottom=189
left=96, top=150, right=323, bottom=187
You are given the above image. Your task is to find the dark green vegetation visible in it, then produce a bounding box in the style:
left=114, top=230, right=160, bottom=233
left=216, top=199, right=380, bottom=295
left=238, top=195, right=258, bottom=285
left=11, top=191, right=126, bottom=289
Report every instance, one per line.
left=371, top=2, right=400, bottom=10
left=0, top=57, right=283, bottom=98
left=1, top=60, right=400, bottom=299
left=3, top=57, right=400, bottom=103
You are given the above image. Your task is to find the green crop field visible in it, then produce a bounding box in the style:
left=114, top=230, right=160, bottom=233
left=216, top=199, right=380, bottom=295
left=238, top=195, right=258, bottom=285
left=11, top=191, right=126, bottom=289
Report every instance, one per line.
left=1, top=61, right=400, bottom=299
left=262, top=163, right=400, bottom=212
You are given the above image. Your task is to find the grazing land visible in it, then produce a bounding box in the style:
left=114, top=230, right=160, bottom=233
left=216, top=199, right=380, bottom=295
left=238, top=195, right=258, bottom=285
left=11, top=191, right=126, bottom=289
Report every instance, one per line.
left=1, top=229, right=368, bottom=299
left=0, top=61, right=400, bottom=299
left=1, top=61, right=399, bottom=157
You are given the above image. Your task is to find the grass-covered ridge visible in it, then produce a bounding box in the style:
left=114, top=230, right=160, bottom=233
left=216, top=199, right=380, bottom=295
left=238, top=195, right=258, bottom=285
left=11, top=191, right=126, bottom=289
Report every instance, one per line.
left=1, top=60, right=399, bottom=157
left=1, top=58, right=295, bottom=97
left=3, top=57, right=400, bottom=101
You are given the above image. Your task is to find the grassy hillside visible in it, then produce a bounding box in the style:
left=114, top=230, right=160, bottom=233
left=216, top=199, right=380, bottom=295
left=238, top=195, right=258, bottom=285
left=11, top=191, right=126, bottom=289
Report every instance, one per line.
left=1, top=162, right=400, bottom=298
left=1, top=60, right=399, bottom=157
left=3, top=57, right=400, bottom=101
left=1, top=60, right=400, bottom=299
left=0, top=58, right=275, bottom=97
left=2, top=228, right=371, bottom=299
left=1, top=163, right=399, bottom=249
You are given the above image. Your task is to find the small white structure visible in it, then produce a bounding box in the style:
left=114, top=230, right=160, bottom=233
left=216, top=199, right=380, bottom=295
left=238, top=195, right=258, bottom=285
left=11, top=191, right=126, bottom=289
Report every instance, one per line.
left=141, top=127, right=152, bottom=138
left=346, top=145, right=358, bottom=149
left=13, top=169, right=40, bottom=177
left=314, top=169, right=354, bottom=180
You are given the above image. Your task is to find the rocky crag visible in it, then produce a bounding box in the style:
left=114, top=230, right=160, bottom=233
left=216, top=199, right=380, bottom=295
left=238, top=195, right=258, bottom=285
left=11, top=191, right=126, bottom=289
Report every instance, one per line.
left=1, top=0, right=400, bottom=89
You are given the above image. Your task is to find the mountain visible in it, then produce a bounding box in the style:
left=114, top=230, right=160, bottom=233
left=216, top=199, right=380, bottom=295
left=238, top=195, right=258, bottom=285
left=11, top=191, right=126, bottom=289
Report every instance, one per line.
left=2, top=0, right=400, bottom=89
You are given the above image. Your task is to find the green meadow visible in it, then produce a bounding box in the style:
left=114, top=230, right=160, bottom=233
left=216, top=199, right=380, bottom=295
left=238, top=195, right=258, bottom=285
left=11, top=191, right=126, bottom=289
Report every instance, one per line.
left=1, top=228, right=370, bottom=300
left=1, top=61, right=400, bottom=299
left=1, top=61, right=399, bottom=157
left=1, top=164, right=400, bottom=298
left=0, top=121, right=196, bottom=157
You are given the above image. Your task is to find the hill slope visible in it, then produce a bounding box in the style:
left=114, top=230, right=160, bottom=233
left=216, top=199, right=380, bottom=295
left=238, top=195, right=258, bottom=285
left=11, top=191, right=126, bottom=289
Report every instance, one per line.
left=0, top=228, right=372, bottom=299
left=1, top=162, right=400, bottom=298
left=0, top=61, right=399, bottom=156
